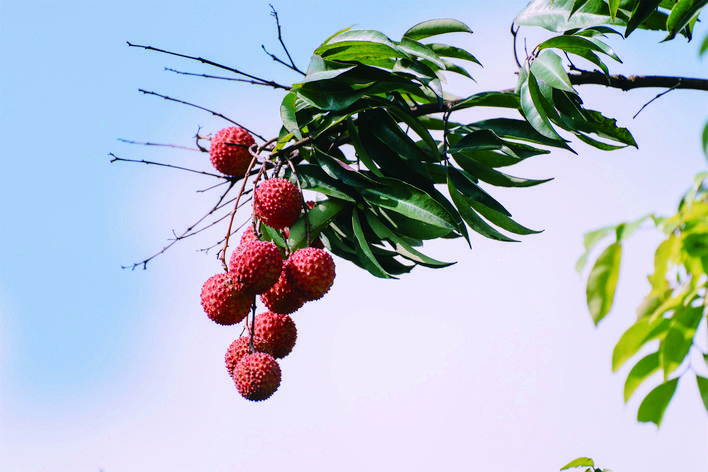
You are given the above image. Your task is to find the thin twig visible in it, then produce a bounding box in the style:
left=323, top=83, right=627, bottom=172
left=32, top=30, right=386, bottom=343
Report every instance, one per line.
left=266, top=4, right=306, bottom=75
left=117, top=138, right=201, bottom=152
left=633, top=80, right=682, bottom=118
left=109, top=153, right=226, bottom=179
left=165, top=67, right=292, bottom=88
left=138, top=89, right=267, bottom=141
left=127, top=42, right=292, bottom=90
left=510, top=24, right=521, bottom=69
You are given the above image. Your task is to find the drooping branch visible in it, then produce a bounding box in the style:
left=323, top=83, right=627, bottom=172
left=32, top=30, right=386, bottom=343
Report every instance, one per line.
left=568, top=69, right=708, bottom=92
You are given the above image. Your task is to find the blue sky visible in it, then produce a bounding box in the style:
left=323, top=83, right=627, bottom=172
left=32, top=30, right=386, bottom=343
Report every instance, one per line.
left=1, top=1, right=707, bottom=470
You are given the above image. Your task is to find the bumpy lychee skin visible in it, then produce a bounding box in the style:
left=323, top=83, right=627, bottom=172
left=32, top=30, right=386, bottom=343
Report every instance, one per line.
left=233, top=352, right=281, bottom=401
left=254, top=312, right=297, bottom=359
left=285, top=247, right=336, bottom=301
left=230, top=241, right=283, bottom=294
left=209, top=127, right=255, bottom=177
left=260, top=269, right=306, bottom=315
left=225, top=337, right=274, bottom=378
left=200, top=273, right=252, bottom=325
left=229, top=226, right=261, bottom=267
left=254, top=178, right=301, bottom=230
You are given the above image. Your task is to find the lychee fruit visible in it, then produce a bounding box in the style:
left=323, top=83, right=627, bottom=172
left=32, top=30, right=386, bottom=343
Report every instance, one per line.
left=253, top=312, right=297, bottom=359
left=225, top=337, right=274, bottom=378
left=200, top=273, right=252, bottom=325
left=209, top=127, right=255, bottom=177
left=254, top=178, right=302, bottom=230
left=233, top=352, right=281, bottom=401
left=230, top=225, right=260, bottom=261
left=260, top=270, right=306, bottom=315
left=230, top=240, right=283, bottom=294
left=284, top=247, right=336, bottom=301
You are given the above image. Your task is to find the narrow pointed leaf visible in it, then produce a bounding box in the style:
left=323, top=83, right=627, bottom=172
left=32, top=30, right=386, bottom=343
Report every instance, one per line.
left=697, top=376, right=708, bottom=413
left=470, top=200, right=543, bottom=235
left=352, top=209, right=392, bottom=278
left=586, top=241, right=622, bottom=325
left=425, top=43, right=481, bottom=65
left=665, top=0, right=708, bottom=41
left=626, top=0, right=663, bottom=37
left=613, top=317, right=670, bottom=371
left=624, top=352, right=660, bottom=402
left=637, top=378, right=679, bottom=426
left=520, top=72, right=563, bottom=141
left=288, top=198, right=348, bottom=250
left=561, top=457, right=595, bottom=470
left=530, top=50, right=574, bottom=92
left=448, top=178, right=518, bottom=242
left=403, top=19, right=473, bottom=40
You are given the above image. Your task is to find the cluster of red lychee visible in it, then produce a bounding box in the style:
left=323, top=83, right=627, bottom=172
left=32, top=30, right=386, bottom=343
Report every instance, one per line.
left=199, top=127, right=336, bottom=402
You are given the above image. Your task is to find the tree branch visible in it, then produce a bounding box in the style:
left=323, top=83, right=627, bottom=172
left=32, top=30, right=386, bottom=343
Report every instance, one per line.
left=568, top=70, right=708, bottom=92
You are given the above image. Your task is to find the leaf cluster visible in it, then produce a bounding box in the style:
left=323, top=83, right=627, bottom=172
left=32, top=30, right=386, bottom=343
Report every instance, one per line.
left=578, top=173, right=708, bottom=426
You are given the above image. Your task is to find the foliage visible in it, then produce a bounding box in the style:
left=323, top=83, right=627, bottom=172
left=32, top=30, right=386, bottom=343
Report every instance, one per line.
left=579, top=174, right=708, bottom=425
left=561, top=456, right=611, bottom=472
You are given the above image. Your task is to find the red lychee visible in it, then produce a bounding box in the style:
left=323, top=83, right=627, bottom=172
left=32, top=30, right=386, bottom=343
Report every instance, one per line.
left=230, top=241, right=283, bottom=294
left=200, top=273, right=252, bottom=325
left=254, top=178, right=301, bottom=230
left=230, top=226, right=260, bottom=262
left=254, top=312, right=297, bottom=359
left=225, top=337, right=274, bottom=378
left=284, top=247, right=336, bottom=301
left=260, top=269, right=306, bottom=315
left=233, top=352, right=281, bottom=401
left=209, top=127, right=255, bottom=177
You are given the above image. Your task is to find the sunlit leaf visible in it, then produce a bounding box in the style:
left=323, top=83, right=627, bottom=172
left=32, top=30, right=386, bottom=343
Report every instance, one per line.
left=530, top=50, right=575, bottom=92
left=520, top=72, right=564, bottom=141
left=697, top=376, right=708, bottom=413
left=613, top=317, right=670, bottom=371
left=586, top=241, right=622, bottom=325
left=561, top=456, right=595, bottom=470
left=403, top=19, right=473, bottom=40
left=664, top=0, right=708, bottom=41
left=637, top=378, right=679, bottom=426
left=624, top=352, right=660, bottom=402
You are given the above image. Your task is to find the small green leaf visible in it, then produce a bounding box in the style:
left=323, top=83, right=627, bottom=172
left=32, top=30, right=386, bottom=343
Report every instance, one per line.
left=469, top=118, right=573, bottom=150
left=280, top=91, right=301, bottom=140
left=425, top=43, right=482, bottom=66
left=292, top=165, right=357, bottom=202
left=624, top=352, right=661, bottom=402
left=448, top=177, right=518, bottom=242
left=697, top=376, right=708, bottom=413
left=520, top=72, right=564, bottom=141
left=613, top=317, right=670, bottom=371
left=537, top=35, right=618, bottom=59
left=470, top=200, right=543, bottom=235
left=701, top=120, right=708, bottom=157
left=452, top=91, right=520, bottom=111
left=351, top=208, right=393, bottom=279
left=664, top=0, right=708, bottom=41
left=637, top=378, right=679, bottom=426
left=608, top=0, right=621, bottom=22
left=288, top=198, right=348, bottom=250
left=700, top=33, right=708, bottom=56
left=530, top=50, right=575, bottom=92
left=561, top=456, right=595, bottom=470
left=398, top=38, right=445, bottom=68
left=625, top=0, right=663, bottom=37
left=446, top=166, right=511, bottom=216
left=586, top=242, right=622, bottom=325
left=403, top=19, right=473, bottom=40
left=361, top=179, right=458, bottom=233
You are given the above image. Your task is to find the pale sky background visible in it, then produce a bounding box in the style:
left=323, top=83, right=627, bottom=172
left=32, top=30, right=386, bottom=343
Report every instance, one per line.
left=1, top=1, right=707, bottom=471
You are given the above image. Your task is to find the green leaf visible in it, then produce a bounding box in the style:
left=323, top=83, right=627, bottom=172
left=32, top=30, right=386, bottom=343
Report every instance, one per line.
left=452, top=91, right=520, bottom=111
left=586, top=242, right=622, bottom=325
left=625, top=0, right=663, bottom=37
left=664, top=0, right=708, bottom=41
left=700, top=33, right=708, bottom=57
left=365, top=211, right=455, bottom=268
left=567, top=47, right=609, bottom=75
left=469, top=118, right=573, bottom=150
left=292, top=164, right=357, bottom=202
left=637, top=378, right=679, bottom=426
left=470, top=200, right=543, bottom=235
left=403, top=19, right=473, bottom=40
left=613, top=317, right=670, bottom=371
left=280, top=91, right=302, bottom=140
left=288, top=198, right=348, bottom=250
left=530, top=50, right=575, bottom=92
left=608, top=0, right=621, bottom=22
left=659, top=305, right=703, bottom=379
left=624, top=352, right=661, bottom=402
left=520, top=71, right=564, bottom=141
left=452, top=153, right=553, bottom=188
left=697, top=376, right=708, bottom=413
left=312, top=148, right=376, bottom=189
left=397, top=37, right=445, bottom=68
left=702, top=120, right=708, bottom=157
left=516, top=0, right=630, bottom=32
left=537, top=35, right=619, bottom=60
left=447, top=176, right=518, bottom=242
left=570, top=0, right=593, bottom=19
left=446, top=166, right=511, bottom=216
left=425, top=43, right=481, bottom=66
left=561, top=457, right=595, bottom=470
left=360, top=179, right=458, bottom=233
left=351, top=208, right=393, bottom=279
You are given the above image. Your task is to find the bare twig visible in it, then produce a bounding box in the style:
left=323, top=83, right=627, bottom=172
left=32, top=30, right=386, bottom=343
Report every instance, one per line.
left=138, top=89, right=267, bottom=141
left=633, top=80, right=682, bottom=119
left=264, top=4, right=306, bottom=75
left=117, top=138, right=201, bottom=152
left=568, top=70, right=708, bottom=91
left=510, top=24, right=521, bottom=69
left=127, top=42, right=292, bottom=90
left=165, top=67, right=292, bottom=88
left=109, top=152, right=226, bottom=179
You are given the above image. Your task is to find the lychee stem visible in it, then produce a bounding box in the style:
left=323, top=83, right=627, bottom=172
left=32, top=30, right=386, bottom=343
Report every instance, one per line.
left=248, top=300, right=257, bottom=353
